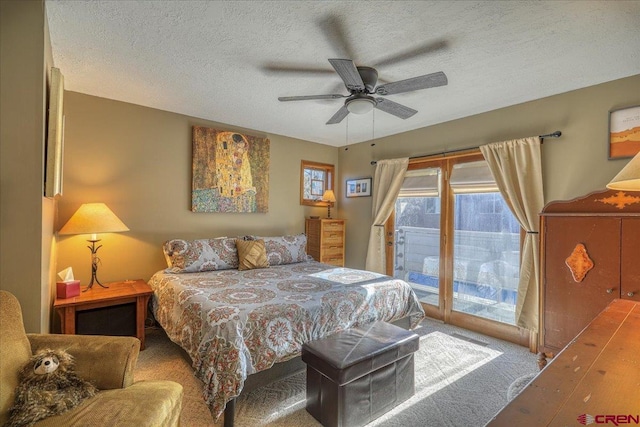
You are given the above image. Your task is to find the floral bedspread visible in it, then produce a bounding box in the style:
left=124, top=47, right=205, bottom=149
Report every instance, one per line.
left=148, top=261, right=425, bottom=420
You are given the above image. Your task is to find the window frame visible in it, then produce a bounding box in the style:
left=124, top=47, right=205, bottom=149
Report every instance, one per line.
left=386, top=150, right=530, bottom=347
left=300, top=160, right=335, bottom=206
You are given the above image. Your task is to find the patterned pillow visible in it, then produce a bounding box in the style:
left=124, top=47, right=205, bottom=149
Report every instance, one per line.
left=163, top=237, right=239, bottom=273
left=258, top=234, right=308, bottom=265
left=236, top=239, right=269, bottom=271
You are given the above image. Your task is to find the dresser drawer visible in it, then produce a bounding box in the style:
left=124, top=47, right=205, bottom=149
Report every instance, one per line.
left=323, top=221, right=344, bottom=232
left=322, top=234, right=343, bottom=245
left=322, top=246, right=344, bottom=257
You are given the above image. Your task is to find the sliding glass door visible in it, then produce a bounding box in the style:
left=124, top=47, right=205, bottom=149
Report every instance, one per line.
left=388, top=152, right=526, bottom=343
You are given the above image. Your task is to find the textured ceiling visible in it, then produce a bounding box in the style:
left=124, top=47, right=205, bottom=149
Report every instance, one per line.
left=45, top=1, right=640, bottom=147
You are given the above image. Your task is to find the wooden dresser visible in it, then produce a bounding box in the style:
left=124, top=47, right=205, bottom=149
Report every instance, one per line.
left=538, top=189, right=640, bottom=365
left=488, top=299, right=640, bottom=426
left=305, top=218, right=345, bottom=266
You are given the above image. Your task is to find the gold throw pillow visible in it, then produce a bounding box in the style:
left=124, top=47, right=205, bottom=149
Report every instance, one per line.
left=236, top=239, right=269, bottom=270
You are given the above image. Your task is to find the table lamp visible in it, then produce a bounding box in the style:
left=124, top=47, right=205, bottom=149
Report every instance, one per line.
left=607, top=152, right=640, bottom=191
left=322, top=189, right=336, bottom=218
left=59, top=203, right=129, bottom=290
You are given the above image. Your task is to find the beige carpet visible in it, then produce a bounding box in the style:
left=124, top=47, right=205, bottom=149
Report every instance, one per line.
left=135, top=318, right=538, bottom=426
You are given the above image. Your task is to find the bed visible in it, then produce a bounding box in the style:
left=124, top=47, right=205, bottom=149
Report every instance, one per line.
left=148, top=234, right=425, bottom=422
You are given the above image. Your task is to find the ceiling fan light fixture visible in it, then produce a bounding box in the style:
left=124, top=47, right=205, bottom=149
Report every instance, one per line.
left=346, top=97, right=375, bottom=114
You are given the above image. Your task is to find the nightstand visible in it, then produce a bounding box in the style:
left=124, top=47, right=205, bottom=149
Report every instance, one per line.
left=53, top=279, right=153, bottom=350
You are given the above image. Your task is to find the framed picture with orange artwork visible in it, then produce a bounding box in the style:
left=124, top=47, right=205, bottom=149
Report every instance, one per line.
left=609, top=105, right=640, bottom=159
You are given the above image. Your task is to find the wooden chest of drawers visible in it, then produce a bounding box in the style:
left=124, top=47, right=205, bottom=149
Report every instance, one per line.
left=305, top=218, right=345, bottom=267
left=539, top=189, right=640, bottom=364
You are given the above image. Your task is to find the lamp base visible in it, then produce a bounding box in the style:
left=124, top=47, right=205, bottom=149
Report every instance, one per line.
left=83, top=239, right=110, bottom=292
left=85, top=274, right=109, bottom=291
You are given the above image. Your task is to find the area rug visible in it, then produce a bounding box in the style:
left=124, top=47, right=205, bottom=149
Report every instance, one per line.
left=135, top=318, right=538, bottom=426
left=507, top=373, right=537, bottom=401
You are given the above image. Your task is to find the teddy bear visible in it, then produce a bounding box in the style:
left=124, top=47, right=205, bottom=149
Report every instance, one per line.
left=5, top=348, right=98, bottom=427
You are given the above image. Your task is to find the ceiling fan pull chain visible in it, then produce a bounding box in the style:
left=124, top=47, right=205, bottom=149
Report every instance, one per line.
left=372, top=109, right=375, bottom=141
left=346, top=115, right=349, bottom=146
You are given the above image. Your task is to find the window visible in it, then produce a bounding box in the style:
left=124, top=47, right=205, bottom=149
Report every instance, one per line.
left=300, top=160, right=335, bottom=206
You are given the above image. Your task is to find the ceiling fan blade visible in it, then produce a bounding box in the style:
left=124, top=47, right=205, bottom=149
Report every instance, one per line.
left=329, top=59, right=365, bottom=91
left=373, top=39, right=449, bottom=68
left=374, top=98, right=417, bottom=119
left=375, top=71, right=447, bottom=95
left=261, top=63, right=336, bottom=75
left=326, top=105, right=350, bottom=124
left=278, top=94, right=346, bottom=102
left=317, top=14, right=357, bottom=60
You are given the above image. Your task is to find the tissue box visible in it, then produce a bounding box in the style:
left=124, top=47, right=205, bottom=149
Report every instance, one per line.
left=56, top=280, right=81, bottom=299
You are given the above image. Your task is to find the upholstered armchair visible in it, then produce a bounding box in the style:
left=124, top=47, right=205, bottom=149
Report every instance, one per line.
left=0, top=290, right=183, bottom=426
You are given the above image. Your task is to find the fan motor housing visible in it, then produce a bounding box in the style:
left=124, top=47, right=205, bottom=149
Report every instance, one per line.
left=356, top=66, right=378, bottom=93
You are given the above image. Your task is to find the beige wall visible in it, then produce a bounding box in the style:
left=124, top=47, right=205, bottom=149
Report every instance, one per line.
left=339, top=75, right=640, bottom=270
left=56, top=92, right=339, bottom=286
left=0, top=0, right=55, bottom=333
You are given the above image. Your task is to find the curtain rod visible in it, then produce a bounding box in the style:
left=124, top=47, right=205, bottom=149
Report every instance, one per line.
left=370, top=130, right=561, bottom=166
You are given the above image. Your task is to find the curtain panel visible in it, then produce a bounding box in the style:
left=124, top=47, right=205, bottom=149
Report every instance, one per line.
left=480, top=137, right=543, bottom=332
left=365, top=158, right=409, bottom=274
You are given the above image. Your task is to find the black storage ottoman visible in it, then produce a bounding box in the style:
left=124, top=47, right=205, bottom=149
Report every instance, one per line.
left=301, top=321, right=419, bottom=427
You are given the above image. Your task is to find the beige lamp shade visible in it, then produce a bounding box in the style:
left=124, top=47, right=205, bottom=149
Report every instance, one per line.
left=322, top=189, right=337, bottom=203
left=322, top=189, right=337, bottom=219
left=59, top=203, right=129, bottom=239
left=607, top=152, right=640, bottom=191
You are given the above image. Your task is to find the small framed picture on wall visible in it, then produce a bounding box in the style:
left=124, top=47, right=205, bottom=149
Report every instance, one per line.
left=609, top=105, right=640, bottom=159
left=346, top=177, right=372, bottom=198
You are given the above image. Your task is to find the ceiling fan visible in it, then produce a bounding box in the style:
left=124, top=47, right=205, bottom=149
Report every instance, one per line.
left=270, top=13, right=449, bottom=125
left=278, top=59, right=448, bottom=124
